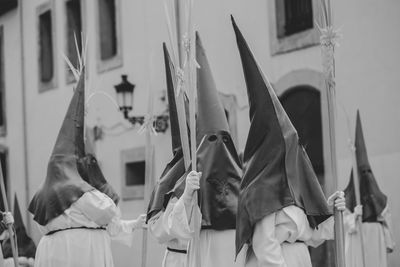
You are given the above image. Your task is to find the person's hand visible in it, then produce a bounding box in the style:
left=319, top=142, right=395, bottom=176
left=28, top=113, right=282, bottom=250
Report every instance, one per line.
left=2, top=212, right=14, bottom=225
left=327, top=191, right=346, bottom=211
left=132, top=214, right=147, bottom=230
left=354, top=205, right=363, bottom=217
left=182, top=171, right=201, bottom=201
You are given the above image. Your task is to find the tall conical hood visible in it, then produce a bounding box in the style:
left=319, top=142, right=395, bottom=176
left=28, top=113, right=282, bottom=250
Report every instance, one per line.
left=344, top=111, right=387, bottom=222
left=29, top=70, right=93, bottom=225
left=196, top=32, right=230, bottom=138
left=2, top=195, right=36, bottom=259
left=163, top=43, right=182, bottom=154
left=146, top=44, right=187, bottom=222
left=52, top=68, right=86, bottom=158
left=232, top=16, right=331, bottom=255
left=165, top=32, right=242, bottom=230
left=355, top=111, right=370, bottom=170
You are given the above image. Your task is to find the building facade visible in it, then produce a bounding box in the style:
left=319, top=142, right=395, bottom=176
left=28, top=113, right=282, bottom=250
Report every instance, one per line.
left=0, top=0, right=399, bottom=266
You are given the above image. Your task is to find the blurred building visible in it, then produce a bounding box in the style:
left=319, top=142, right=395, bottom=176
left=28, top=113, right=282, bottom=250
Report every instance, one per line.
left=0, top=0, right=399, bottom=266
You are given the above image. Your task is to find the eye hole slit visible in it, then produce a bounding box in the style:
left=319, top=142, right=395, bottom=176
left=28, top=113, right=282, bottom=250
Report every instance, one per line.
left=208, top=135, right=217, bottom=142
left=222, top=136, right=230, bottom=143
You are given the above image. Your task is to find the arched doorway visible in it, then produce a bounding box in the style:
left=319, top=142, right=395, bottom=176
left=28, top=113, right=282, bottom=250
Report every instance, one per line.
left=280, top=86, right=334, bottom=267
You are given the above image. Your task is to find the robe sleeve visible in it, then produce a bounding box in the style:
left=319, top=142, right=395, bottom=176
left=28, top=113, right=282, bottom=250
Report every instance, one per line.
left=74, top=190, right=137, bottom=246
left=163, top=196, right=195, bottom=241
left=305, top=216, right=334, bottom=248
left=252, top=213, right=287, bottom=267
left=378, top=205, right=395, bottom=253
left=148, top=210, right=174, bottom=244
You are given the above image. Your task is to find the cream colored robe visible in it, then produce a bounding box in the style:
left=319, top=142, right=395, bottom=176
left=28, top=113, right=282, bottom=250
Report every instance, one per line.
left=245, top=205, right=334, bottom=267
left=155, top=196, right=245, bottom=267
left=344, top=205, right=395, bottom=267
left=34, top=190, right=135, bottom=267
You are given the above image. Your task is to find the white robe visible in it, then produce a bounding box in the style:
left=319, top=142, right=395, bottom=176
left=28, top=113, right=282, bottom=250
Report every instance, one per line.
left=245, top=205, right=334, bottom=267
left=34, top=190, right=135, bottom=267
left=148, top=207, right=189, bottom=267
left=158, top=196, right=245, bottom=267
left=344, top=205, right=395, bottom=267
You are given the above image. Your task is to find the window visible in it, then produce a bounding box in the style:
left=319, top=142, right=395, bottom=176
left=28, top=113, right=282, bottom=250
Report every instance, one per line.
left=0, top=0, right=18, bottom=16
left=96, top=0, right=122, bottom=72
left=121, top=147, right=146, bottom=200
left=65, top=0, right=82, bottom=82
left=268, top=0, right=319, bottom=55
left=0, top=26, right=5, bottom=135
left=276, top=0, right=313, bottom=38
left=39, top=11, right=54, bottom=83
left=125, top=161, right=145, bottom=186
left=98, top=0, right=117, bottom=60
left=37, top=3, right=57, bottom=92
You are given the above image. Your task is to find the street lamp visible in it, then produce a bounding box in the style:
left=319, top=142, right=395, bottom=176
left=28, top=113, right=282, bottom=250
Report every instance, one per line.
left=114, top=75, right=169, bottom=133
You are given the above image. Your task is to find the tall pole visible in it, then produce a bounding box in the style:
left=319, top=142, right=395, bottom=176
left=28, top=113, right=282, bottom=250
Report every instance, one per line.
left=347, top=121, right=366, bottom=267
left=0, top=163, right=19, bottom=267
left=174, top=0, right=191, bottom=169
left=318, top=0, right=345, bottom=266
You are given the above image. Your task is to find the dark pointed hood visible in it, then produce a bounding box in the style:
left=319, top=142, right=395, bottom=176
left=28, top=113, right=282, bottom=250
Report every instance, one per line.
left=29, top=69, right=93, bottom=226
left=164, top=43, right=182, bottom=154
left=196, top=32, right=230, bottom=138
left=2, top=195, right=36, bottom=259
left=165, top=33, right=242, bottom=230
left=146, top=44, right=186, bottom=222
left=344, top=111, right=387, bottom=222
left=232, top=16, right=331, bottom=254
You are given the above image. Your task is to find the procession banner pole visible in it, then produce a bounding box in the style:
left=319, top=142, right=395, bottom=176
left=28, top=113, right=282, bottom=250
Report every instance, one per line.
left=0, top=162, right=19, bottom=267
left=173, top=0, right=191, bottom=169
left=184, top=0, right=201, bottom=266
left=317, top=0, right=345, bottom=266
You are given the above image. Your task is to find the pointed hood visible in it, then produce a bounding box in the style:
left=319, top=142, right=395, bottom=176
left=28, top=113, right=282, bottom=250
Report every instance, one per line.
left=164, top=43, right=182, bottom=154
left=196, top=32, right=230, bottom=138
left=165, top=33, right=242, bottom=230
left=2, top=195, right=36, bottom=259
left=29, top=69, right=93, bottom=226
left=146, top=44, right=187, bottom=222
left=344, top=111, right=387, bottom=222
left=52, top=70, right=86, bottom=158
left=232, top=16, right=331, bottom=254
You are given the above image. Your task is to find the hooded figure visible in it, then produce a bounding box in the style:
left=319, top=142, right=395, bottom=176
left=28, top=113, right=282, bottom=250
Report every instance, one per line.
left=146, top=43, right=190, bottom=267
left=232, top=16, right=344, bottom=267
left=29, top=69, right=93, bottom=226
left=344, top=111, right=387, bottom=222
left=146, top=43, right=186, bottom=223
left=29, top=69, right=145, bottom=267
left=1, top=195, right=36, bottom=266
left=157, top=33, right=244, bottom=267
left=343, top=111, right=394, bottom=267
left=166, top=32, right=242, bottom=230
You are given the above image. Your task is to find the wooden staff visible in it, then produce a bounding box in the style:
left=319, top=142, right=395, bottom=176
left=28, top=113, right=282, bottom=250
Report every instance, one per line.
left=173, top=1, right=200, bottom=266
left=0, top=163, right=19, bottom=267
left=348, top=129, right=366, bottom=266
left=317, top=0, right=345, bottom=266
left=174, top=0, right=191, bottom=169
left=141, top=82, right=155, bottom=267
